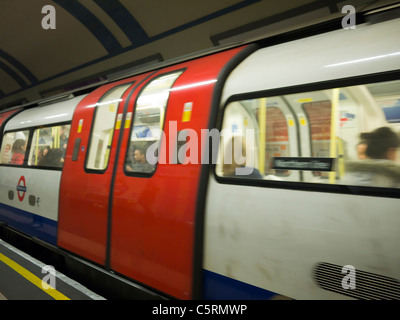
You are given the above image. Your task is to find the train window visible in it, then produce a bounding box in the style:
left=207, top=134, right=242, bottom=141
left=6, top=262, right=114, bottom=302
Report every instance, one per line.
left=217, top=79, right=400, bottom=189
left=0, top=130, right=30, bottom=165
left=27, top=124, right=70, bottom=168
left=125, top=71, right=184, bottom=175
left=86, top=83, right=132, bottom=171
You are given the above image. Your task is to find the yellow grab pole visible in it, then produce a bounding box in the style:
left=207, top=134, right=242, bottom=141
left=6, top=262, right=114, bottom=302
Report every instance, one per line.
left=258, top=98, right=267, bottom=175
left=34, top=129, right=40, bottom=165
left=104, top=130, right=113, bottom=170
left=56, top=126, right=60, bottom=148
left=337, top=137, right=345, bottom=178
left=329, top=89, right=340, bottom=184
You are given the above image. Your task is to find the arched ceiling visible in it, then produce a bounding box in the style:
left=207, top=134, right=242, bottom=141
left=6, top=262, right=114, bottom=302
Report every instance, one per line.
left=0, top=0, right=396, bottom=110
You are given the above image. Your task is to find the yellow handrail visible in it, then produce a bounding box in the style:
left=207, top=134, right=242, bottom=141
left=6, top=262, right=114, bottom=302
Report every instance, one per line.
left=103, top=130, right=113, bottom=169
left=258, top=98, right=267, bottom=175
left=329, top=89, right=340, bottom=184
left=337, top=137, right=345, bottom=178
left=34, top=129, right=40, bottom=165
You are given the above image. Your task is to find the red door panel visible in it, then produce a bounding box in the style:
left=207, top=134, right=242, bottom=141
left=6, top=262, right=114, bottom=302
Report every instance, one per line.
left=57, top=75, right=151, bottom=264
left=110, top=47, right=246, bottom=299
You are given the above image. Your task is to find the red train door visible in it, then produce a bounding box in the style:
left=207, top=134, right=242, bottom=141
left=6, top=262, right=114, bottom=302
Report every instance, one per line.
left=109, top=47, right=247, bottom=299
left=58, top=46, right=250, bottom=299
left=57, top=74, right=153, bottom=264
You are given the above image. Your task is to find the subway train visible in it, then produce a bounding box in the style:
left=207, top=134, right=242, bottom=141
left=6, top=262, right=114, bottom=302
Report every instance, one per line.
left=1, top=7, right=400, bottom=300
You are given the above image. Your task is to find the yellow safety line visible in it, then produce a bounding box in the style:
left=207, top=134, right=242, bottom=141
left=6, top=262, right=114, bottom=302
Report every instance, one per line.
left=0, top=252, right=70, bottom=300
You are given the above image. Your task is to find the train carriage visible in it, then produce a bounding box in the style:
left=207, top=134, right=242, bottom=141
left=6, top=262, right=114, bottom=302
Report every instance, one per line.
left=0, top=6, right=400, bottom=299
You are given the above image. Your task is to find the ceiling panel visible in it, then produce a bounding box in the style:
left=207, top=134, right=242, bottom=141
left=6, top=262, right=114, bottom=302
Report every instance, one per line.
left=122, top=0, right=246, bottom=37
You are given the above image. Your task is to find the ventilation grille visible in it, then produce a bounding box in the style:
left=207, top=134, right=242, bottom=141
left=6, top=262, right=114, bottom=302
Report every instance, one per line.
left=313, top=262, right=400, bottom=300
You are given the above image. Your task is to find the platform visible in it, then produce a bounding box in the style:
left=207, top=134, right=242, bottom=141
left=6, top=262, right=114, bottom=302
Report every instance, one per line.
left=0, top=238, right=105, bottom=300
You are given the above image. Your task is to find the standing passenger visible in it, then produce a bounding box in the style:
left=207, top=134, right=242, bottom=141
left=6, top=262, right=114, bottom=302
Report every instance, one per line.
left=343, top=127, right=400, bottom=188
left=10, top=139, right=26, bottom=165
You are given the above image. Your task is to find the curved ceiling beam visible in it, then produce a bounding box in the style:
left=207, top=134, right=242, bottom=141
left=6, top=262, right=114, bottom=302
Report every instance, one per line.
left=53, top=0, right=123, bottom=54
left=149, top=0, right=261, bottom=41
left=93, top=0, right=149, bottom=47
left=0, top=49, right=38, bottom=85
left=0, top=60, right=28, bottom=88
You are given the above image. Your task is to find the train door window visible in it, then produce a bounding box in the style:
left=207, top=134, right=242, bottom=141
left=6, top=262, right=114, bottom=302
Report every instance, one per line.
left=125, top=71, right=184, bottom=175
left=217, top=78, right=400, bottom=189
left=86, top=83, right=132, bottom=171
left=0, top=130, right=30, bottom=165
left=28, top=124, right=71, bottom=168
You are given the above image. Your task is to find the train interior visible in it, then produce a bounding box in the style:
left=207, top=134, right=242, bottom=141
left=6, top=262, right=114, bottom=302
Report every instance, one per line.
left=124, top=71, right=183, bottom=172
left=216, top=79, right=400, bottom=187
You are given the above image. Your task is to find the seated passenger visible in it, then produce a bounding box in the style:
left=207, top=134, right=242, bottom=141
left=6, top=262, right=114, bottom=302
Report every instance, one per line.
left=38, top=148, right=64, bottom=168
left=343, top=127, right=400, bottom=188
left=10, top=139, right=26, bottom=165
left=38, top=146, right=50, bottom=163
left=222, top=136, right=262, bottom=179
left=126, top=146, right=154, bottom=173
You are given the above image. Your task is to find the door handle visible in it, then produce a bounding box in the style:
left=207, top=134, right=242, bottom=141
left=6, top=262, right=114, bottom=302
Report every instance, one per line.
left=72, top=138, right=81, bottom=161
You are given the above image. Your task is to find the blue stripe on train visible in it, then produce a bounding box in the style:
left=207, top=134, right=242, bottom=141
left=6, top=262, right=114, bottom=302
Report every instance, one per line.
left=0, top=203, right=57, bottom=245
left=203, top=269, right=278, bottom=300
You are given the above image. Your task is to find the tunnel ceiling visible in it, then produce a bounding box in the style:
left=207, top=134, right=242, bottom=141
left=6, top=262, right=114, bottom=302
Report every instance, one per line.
left=0, top=0, right=397, bottom=110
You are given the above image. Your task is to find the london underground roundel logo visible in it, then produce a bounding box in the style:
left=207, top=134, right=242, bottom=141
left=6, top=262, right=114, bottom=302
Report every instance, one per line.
left=16, top=176, right=27, bottom=202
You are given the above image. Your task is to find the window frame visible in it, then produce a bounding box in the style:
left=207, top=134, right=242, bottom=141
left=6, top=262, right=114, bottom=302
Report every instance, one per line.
left=84, top=82, right=134, bottom=174
left=123, top=69, right=186, bottom=178
left=214, top=71, right=400, bottom=199
left=27, top=123, right=71, bottom=169
left=0, top=121, right=72, bottom=171
left=0, top=129, right=32, bottom=167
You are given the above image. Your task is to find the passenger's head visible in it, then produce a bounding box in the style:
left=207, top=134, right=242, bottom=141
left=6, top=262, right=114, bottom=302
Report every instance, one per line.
left=42, top=146, right=50, bottom=156
left=46, top=148, right=64, bottom=167
left=133, top=147, right=146, bottom=163
left=357, top=141, right=368, bottom=160
left=360, top=127, right=400, bottom=161
left=60, top=125, right=68, bottom=137
left=12, top=139, right=26, bottom=153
